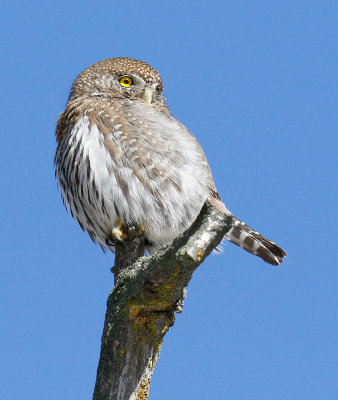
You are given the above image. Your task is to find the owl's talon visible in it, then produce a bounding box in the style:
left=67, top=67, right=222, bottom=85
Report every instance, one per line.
left=136, top=226, right=145, bottom=237
left=110, top=221, right=145, bottom=244
left=111, top=220, right=128, bottom=242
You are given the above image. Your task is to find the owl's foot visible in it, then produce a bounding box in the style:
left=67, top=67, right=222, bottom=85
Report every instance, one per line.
left=111, top=220, right=128, bottom=242
left=136, top=226, right=145, bottom=236
left=108, top=220, right=145, bottom=245
left=123, top=224, right=145, bottom=241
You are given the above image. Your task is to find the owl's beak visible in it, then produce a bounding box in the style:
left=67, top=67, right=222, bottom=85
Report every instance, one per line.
left=141, top=87, right=154, bottom=104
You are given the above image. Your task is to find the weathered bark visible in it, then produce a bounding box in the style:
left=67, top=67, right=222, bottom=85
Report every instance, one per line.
left=92, top=200, right=232, bottom=400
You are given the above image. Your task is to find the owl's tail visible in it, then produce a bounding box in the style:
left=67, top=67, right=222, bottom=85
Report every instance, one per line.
left=224, top=217, right=287, bottom=266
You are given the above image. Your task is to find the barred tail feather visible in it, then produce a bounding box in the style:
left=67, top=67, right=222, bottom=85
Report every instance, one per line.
left=225, top=217, right=287, bottom=266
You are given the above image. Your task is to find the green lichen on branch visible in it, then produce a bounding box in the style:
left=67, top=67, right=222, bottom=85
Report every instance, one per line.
left=136, top=378, right=150, bottom=400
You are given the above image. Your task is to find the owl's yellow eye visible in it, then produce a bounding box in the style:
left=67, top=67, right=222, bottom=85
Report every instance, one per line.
left=120, top=76, right=134, bottom=87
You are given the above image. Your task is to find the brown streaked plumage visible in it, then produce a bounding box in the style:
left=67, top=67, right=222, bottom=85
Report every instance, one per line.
left=55, top=57, right=287, bottom=265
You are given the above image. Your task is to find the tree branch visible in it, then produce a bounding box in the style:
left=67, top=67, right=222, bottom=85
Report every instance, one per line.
left=92, top=200, right=232, bottom=400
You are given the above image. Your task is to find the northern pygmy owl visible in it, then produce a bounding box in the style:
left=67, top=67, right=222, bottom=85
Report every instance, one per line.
left=55, top=57, right=286, bottom=265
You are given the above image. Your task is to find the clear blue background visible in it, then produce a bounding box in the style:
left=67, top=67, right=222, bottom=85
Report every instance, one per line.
left=1, top=1, right=336, bottom=399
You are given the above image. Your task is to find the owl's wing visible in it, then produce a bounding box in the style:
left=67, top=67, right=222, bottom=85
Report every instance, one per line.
left=90, top=99, right=217, bottom=206
left=179, top=124, right=221, bottom=200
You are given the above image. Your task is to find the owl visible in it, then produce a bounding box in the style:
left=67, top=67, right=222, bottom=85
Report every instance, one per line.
left=55, top=57, right=286, bottom=266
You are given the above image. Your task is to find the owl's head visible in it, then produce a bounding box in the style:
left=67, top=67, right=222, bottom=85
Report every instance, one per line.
left=69, top=57, right=165, bottom=105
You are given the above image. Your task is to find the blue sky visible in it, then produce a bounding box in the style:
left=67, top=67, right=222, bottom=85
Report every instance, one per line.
left=1, top=1, right=336, bottom=399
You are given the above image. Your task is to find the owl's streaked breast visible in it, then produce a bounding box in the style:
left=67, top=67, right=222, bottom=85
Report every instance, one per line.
left=55, top=97, right=214, bottom=251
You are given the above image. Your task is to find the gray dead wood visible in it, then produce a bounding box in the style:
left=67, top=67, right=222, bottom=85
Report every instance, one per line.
left=92, top=200, right=232, bottom=400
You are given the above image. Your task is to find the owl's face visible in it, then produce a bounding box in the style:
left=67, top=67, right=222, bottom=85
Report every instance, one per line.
left=69, top=57, right=165, bottom=106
